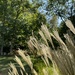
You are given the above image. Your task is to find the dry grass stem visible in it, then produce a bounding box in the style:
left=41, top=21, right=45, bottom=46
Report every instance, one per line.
left=9, top=63, right=19, bottom=75
left=39, top=30, right=48, bottom=46
left=15, top=56, right=25, bottom=72
left=41, top=25, right=55, bottom=49
left=65, top=19, right=75, bottom=34
left=20, top=69, right=24, bottom=75
left=43, top=68, right=49, bottom=75
left=18, top=50, right=38, bottom=75
left=29, top=36, right=40, bottom=51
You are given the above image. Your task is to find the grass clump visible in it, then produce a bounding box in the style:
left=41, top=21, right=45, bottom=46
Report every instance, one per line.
left=8, top=20, right=75, bottom=75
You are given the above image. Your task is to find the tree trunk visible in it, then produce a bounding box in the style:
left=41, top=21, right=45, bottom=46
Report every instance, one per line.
left=0, top=45, right=3, bottom=55
left=9, top=42, right=13, bottom=54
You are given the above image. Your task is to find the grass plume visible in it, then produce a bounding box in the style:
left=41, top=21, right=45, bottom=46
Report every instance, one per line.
left=9, top=19, right=75, bottom=75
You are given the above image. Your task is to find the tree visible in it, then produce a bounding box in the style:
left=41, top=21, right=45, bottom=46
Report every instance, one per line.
left=31, top=0, right=75, bottom=20
left=0, top=0, right=46, bottom=55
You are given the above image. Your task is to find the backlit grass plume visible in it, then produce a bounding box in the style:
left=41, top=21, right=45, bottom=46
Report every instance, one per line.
left=9, top=20, right=75, bottom=75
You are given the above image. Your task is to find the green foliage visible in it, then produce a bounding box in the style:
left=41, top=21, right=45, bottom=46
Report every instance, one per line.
left=32, top=0, right=75, bottom=20
left=33, top=58, right=46, bottom=75
left=0, top=0, right=46, bottom=52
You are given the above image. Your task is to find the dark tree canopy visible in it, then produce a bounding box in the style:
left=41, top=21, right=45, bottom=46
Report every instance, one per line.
left=0, top=0, right=46, bottom=55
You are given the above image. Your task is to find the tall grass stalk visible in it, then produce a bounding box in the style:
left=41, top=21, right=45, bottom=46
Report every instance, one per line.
left=9, top=20, right=75, bottom=75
